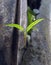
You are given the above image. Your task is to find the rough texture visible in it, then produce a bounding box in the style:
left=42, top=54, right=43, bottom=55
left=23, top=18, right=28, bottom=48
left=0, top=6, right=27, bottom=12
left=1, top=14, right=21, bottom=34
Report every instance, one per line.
left=37, top=0, right=51, bottom=64
left=21, top=31, right=49, bottom=65
left=17, top=0, right=27, bottom=65
left=0, top=0, right=17, bottom=65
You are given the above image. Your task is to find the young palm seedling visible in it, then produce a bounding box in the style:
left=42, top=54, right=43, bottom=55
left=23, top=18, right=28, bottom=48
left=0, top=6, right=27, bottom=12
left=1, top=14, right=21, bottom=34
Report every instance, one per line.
left=27, top=7, right=35, bottom=35
left=6, top=18, right=44, bottom=48
left=27, top=7, right=40, bottom=35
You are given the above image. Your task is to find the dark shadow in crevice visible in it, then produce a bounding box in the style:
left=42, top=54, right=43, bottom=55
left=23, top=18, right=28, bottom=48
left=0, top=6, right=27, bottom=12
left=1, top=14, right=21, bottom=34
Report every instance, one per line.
left=11, top=0, right=20, bottom=65
left=27, top=0, right=41, bottom=10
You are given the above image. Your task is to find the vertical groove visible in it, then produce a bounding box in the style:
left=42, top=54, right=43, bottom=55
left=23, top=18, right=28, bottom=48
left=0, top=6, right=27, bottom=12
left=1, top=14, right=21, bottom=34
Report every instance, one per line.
left=11, top=0, right=20, bottom=65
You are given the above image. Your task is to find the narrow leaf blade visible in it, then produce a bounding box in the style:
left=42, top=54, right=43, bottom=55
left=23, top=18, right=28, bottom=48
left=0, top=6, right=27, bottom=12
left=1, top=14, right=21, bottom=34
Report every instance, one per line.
left=6, top=24, right=24, bottom=31
left=27, top=7, right=35, bottom=26
left=26, top=18, right=44, bottom=32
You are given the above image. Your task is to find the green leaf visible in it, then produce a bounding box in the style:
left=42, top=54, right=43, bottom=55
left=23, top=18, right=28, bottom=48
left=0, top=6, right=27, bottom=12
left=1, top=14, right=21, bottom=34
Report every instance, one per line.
left=27, top=7, right=36, bottom=35
left=6, top=24, right=24, bottom=31
left=27, top=7, right=35, bottom=15
left=26, top=18, right=44, bottom=32
left=27, top=7, right=35, bottom=26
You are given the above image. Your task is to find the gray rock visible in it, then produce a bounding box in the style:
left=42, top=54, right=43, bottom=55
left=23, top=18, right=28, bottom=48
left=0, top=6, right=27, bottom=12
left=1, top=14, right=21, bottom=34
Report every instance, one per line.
left=0, top=0, right=17, bottom=65
left=21, top=31, right=49, bottom=65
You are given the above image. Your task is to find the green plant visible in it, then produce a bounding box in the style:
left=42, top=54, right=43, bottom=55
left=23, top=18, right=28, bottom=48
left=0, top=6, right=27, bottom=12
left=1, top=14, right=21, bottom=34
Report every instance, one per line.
left=27, top=7, right=38, bottom=34
left=6, top=18, right=44, bottom=47
left=27, top=7, right=35, bottom=26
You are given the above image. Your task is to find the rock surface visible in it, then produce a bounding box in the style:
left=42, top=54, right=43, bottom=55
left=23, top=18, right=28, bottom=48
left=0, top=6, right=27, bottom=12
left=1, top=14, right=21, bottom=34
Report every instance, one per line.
left=37, top=0, right=51, bottom=64
left=0, top=0, right=16, bottom=65
left=21, top=31, right=49, bottom=65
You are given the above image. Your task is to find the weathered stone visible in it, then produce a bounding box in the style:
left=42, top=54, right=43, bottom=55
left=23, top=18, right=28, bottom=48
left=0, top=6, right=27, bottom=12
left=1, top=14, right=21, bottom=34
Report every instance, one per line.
left=21, top=31, right=49, bottom=65
left=0, top=0, right=17, bottom=65
left=17, top=0, right=27, bottom=65
left=37, top=0, right=51, bottom=65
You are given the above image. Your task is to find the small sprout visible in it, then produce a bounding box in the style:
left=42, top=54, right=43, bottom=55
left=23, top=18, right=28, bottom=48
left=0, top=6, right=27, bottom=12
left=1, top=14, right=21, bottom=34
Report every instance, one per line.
left=5, top=7, right=44, bottom=47
left=6, top=18, right=44, bottom=48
